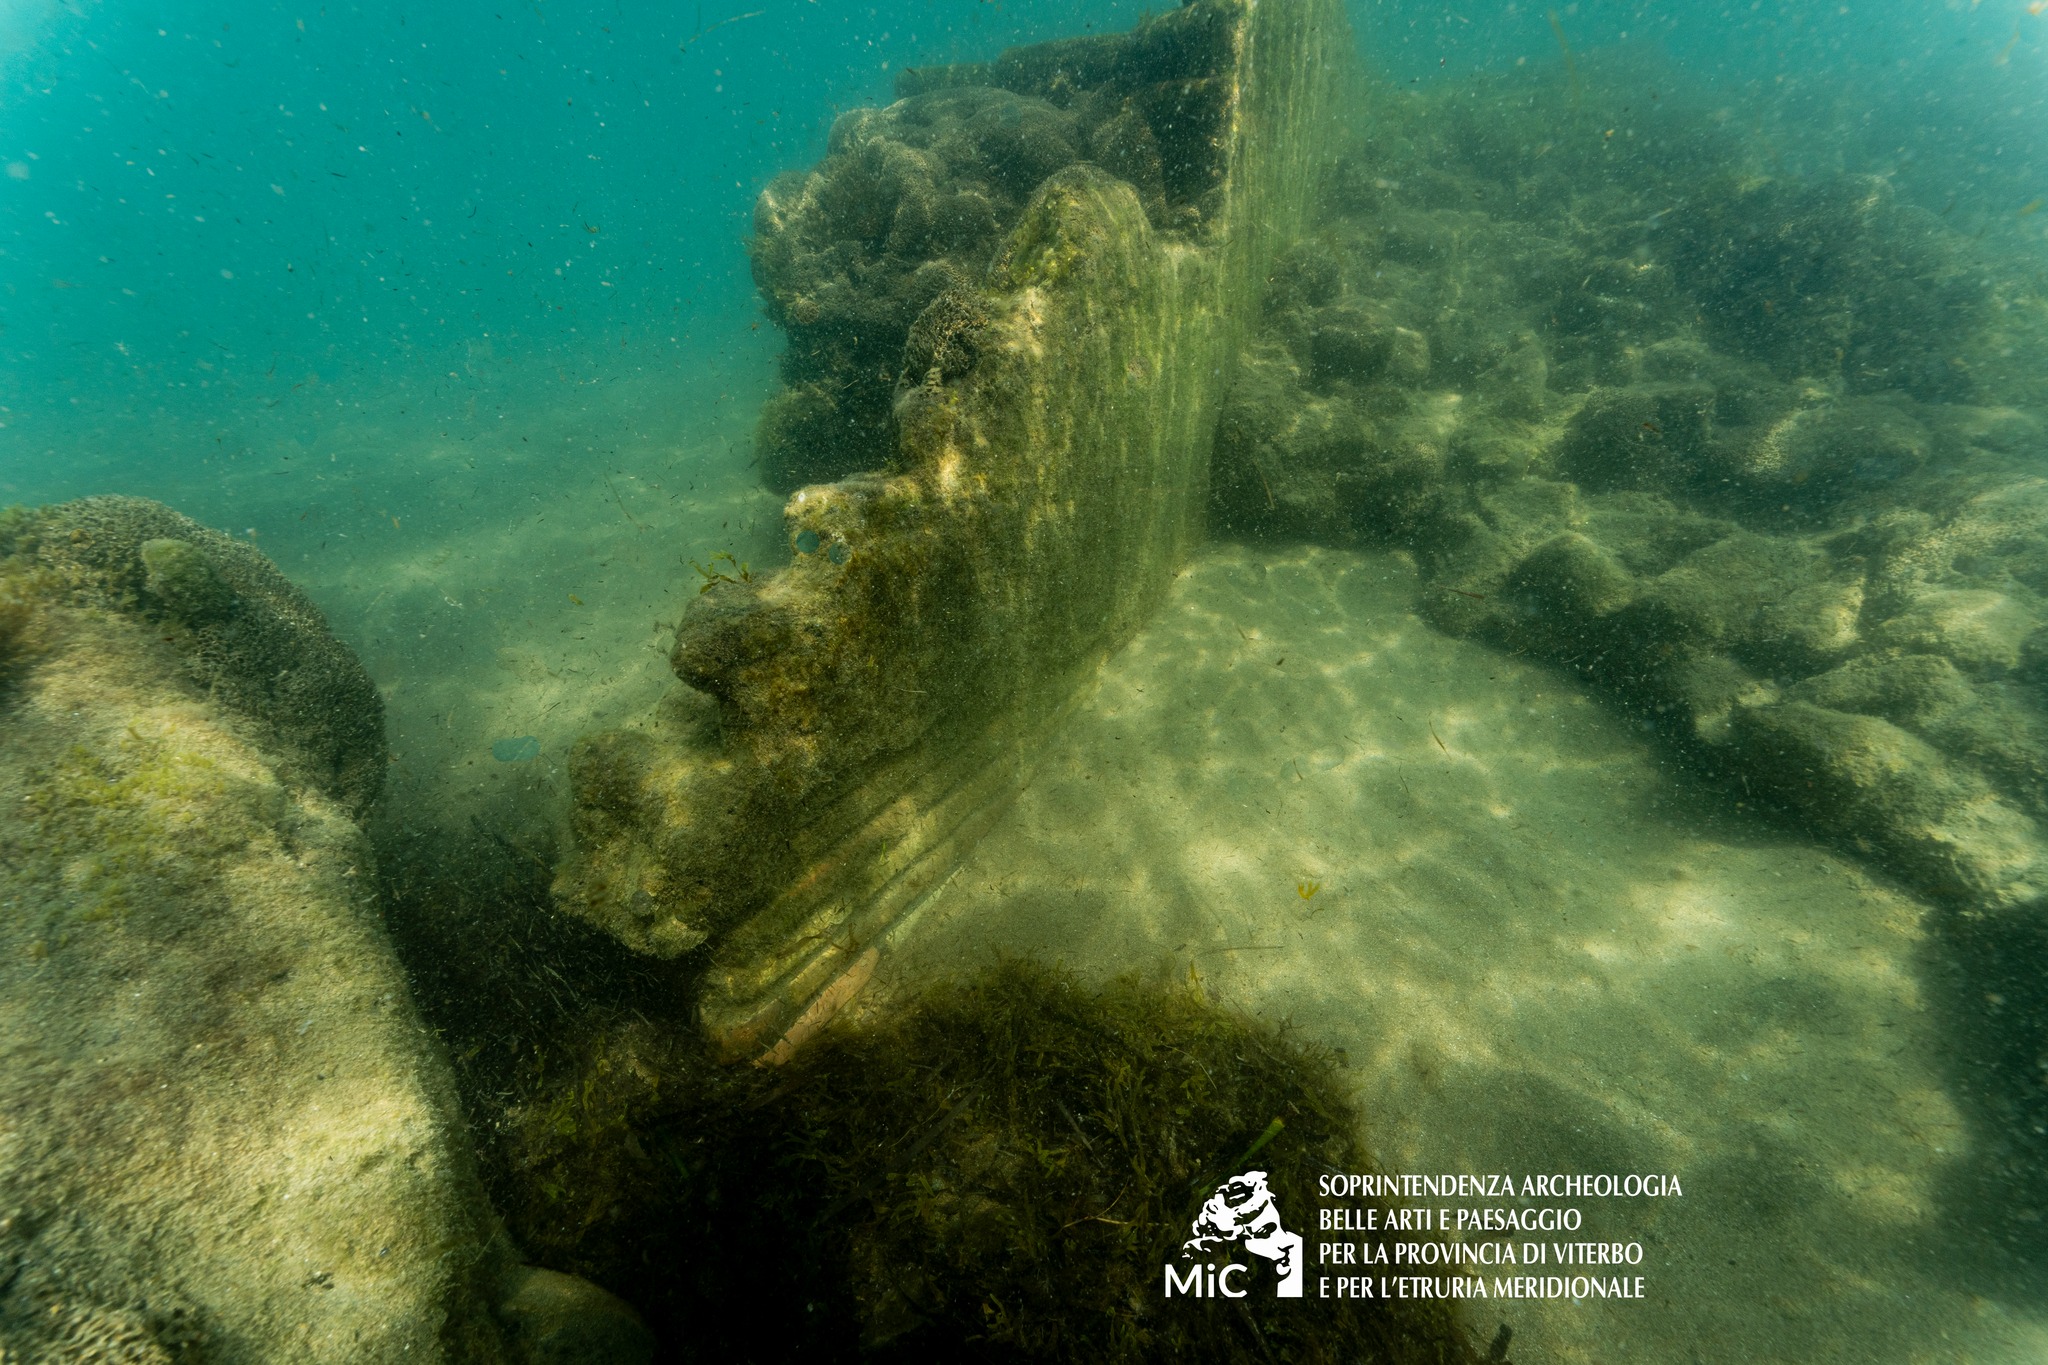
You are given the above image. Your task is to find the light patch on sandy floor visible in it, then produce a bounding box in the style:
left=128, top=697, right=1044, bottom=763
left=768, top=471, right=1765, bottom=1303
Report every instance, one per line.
left=886, top=541, right=2045, bottom=1365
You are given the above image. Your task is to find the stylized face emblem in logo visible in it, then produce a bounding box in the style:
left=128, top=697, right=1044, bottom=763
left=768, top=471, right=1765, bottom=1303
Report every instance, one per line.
left=1178, top=1169, right=1305, bottom=1298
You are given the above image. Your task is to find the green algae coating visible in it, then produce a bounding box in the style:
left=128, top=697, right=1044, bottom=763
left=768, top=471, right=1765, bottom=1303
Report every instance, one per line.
left=139, top=535, right=237, bottom=622
left=554, top=0, right=1354, bottom=1050
left=0, top=499, right=516, bottom=1363
left=1, top=496, right=388, bottom=814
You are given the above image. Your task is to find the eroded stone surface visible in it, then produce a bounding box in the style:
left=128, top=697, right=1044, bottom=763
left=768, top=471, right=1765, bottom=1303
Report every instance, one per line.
left=556, top=0, right=1354, bottom=1046
left=0, top=499, right=515, bottom=1363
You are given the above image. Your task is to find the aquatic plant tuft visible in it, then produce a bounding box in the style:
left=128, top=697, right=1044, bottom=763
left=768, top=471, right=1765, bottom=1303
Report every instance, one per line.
left=0, top=591, right=31, bottom=687
left=139, top=536, right=237, bottom=623
left=495, top=957, right=1481, bottom=1364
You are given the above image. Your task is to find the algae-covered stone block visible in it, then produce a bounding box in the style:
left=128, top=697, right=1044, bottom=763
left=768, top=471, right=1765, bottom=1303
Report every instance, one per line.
left=1666, top=174, right=1988, bottom=402
left=1793, top=654, right=2048, bottom=820
left=1663, top=653, right=1777, bottom=744
left=1755, top=578, right=1865, bottom=669
left=1631, top=530, right=1826, bottom=651
left=1386, top=323, right=1432, bottom=384
left=1796, top=653, right=1982, bottom=730
left=1559, top=382, right=1716, bottom=492
left=1508, top=531, right=1638, bottom=620
left=0, top=498, right=521, bottom=1364
left=558, top=0, right=1354, bottom=1052
left=1307, top=302, right=1402, bottom=384
left=1731, top=700, right=2048, bottom=908
left=1681, top=390, right=1936, bottom=519
left=1874, top=587, right=2039, bottom=676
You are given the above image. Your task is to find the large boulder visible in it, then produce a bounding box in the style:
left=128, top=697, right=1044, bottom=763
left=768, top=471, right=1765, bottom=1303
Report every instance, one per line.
left=0, top=498, right=531, bottom=1363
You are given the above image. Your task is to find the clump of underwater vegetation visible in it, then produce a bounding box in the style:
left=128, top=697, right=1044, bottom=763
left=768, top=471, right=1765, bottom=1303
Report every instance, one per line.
left=138, top=535, right=238, bottom=623
left=0, top=590, right=32, bottom=685
left=371, top=812, right=701, bottom=1208
left=496, top=958, right=1482, bottom=1364
left=0, top=506, right=46, bottom=687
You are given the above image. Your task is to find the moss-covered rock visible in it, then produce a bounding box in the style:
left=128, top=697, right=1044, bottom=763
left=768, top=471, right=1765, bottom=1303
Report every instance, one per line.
left=1, top=496, right=386, bottom=813
left=1507, top=531, right=1637, bottom=621
left=1558, top=383, right=1716, bottom=493
left=1664, top=174, right=1988, bottom=402
left=138, top=535, right=236, bottom=622
left=1204, top=60, right=2048, bottom=916
left=1212, top=342, right=1373, bottom=541
left=1630, top=532, right=1827, bottom=654
left=0, top=500, right=521, bottom=1363
left=1872, top=587, right=2038, bottom=676
left=1725, top=396, right=1932, bottom=503
left=1729, top=701, right=2048, bottom=908
left=496, top=1267, right=654, bottom=1365
left=1793, top=654, right=2048, bottom=820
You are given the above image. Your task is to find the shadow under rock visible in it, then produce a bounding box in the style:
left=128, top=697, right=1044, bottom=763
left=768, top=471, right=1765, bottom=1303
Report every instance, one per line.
left=1920, top=903, right=2048, bottom=1301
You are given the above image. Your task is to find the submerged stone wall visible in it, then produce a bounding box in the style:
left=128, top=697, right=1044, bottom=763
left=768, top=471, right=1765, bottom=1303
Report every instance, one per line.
left=556, top=0, right=1352, bottom=1053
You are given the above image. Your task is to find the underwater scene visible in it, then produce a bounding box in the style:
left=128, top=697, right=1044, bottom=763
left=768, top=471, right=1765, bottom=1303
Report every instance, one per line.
left=4, top=0, right=2048, bottom=1360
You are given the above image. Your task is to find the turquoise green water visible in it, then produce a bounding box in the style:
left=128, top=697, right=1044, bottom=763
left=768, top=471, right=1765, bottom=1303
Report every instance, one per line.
left=5, top=1, right=2048, bottom=1361
left=5, top=1, right=2044, bottom=820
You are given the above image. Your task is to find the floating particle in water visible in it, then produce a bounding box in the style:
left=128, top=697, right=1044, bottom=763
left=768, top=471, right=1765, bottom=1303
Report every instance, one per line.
left=492, top=735, right=541, bottom=763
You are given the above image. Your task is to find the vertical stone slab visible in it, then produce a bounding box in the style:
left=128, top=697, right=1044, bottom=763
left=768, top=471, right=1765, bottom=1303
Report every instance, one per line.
left=555, top=0, right=1352, bottom=1055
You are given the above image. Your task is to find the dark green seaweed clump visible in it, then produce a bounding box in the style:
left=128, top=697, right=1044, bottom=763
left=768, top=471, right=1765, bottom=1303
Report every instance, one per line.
left=0, top=507, right=41, bottom=688
left=0, top=593, right=29, bottom=686
left=494, top=959, right=1480, bottom=1365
